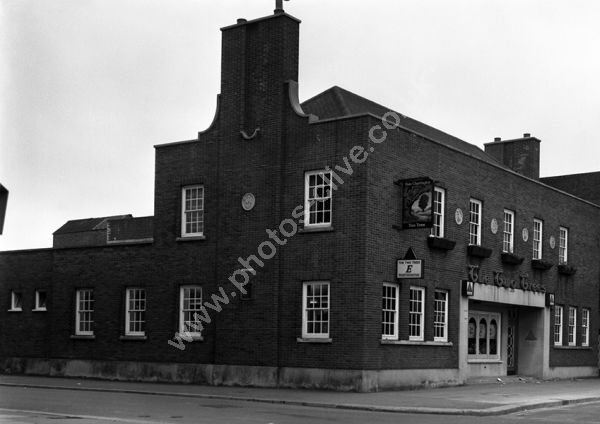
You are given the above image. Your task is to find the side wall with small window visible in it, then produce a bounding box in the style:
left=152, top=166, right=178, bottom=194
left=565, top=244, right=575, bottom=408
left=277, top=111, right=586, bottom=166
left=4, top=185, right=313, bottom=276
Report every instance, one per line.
left=0, top=249, right=53, bottom=360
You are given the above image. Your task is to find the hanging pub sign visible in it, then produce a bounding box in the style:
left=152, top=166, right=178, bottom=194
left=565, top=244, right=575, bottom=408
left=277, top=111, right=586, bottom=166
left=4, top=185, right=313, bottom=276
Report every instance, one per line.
left=401, top=177, right=434, bottom=229
left=546, top=293, right=555, bottom=307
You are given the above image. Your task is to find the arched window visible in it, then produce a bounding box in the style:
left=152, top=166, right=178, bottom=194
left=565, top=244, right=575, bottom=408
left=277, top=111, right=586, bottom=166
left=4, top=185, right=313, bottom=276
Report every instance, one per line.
left=489, top=319, right=498, bottom=355
left=468, top=311, right=501, bottom=360
left=478, top=319, right=487, bottom=354
left=468, top=318, right=477, bottom=354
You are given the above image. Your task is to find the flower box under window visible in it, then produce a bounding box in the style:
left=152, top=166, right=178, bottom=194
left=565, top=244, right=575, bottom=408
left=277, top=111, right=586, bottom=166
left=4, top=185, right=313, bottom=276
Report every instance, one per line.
left=531, top=259, right=553, bottom=271
left=501, top=252, right=524, bottom=265
left=557, top=264, right=577, bottom=276
left=427, top=236, right=456, bottom=251
left=467, top=245, right=492, bottom=258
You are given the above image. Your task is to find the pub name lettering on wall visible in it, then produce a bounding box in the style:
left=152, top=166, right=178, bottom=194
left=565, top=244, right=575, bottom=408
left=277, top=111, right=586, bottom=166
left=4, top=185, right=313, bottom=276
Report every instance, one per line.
left=467, top=265, right=546, bottom=293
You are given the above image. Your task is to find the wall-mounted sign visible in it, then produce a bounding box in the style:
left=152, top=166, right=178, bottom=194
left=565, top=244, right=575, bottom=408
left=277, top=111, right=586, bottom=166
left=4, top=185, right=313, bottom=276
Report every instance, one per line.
left=401, top=178, right=433, bottom=229
left=462, top=280, right=475, bottom=297
left=549, top=236, right=556, bottom=249
left=546, top=293, right=555, bottom=307
left=522, top=227, right=529, bottom=242
left=455, top=208, right=464, bottom=225
left=490, top=218, right=499, bottom=234
left=397, top=260, right=423, bottom=279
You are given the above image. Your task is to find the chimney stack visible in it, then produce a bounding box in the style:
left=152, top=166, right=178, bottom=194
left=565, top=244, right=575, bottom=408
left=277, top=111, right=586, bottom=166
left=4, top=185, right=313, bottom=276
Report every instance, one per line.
left=484, top=134, right=541, bottom=180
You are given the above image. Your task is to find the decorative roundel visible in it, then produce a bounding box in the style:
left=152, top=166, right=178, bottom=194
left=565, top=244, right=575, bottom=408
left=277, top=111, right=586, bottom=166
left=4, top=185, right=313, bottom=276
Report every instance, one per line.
left=522, top=227, right=529, bottom=242
left=549, top=236, right=556, bottom=249
left=490, top=218, right=499, bottom=234
left=455, top=208, right=464, bottom=225
left=241, top=193, right=256, bottom=211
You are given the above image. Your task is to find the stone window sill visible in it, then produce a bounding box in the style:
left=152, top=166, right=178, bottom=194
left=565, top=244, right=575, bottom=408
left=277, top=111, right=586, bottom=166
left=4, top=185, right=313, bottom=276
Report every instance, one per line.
left=467, top=358, right=502, bottom=364
left=119, top=335, right=147, bottom=341
left=70, top=334, right=95, bottom=340
left=554, top=345, right=591, bottom=350
left=381, top=340, right=453, bottom=346
left=179, top=334, right=204, bottom=342
left=298, top=226, right=334, bottom=234
left=7, top=309, right=22, bottom=313
left=32, top=308, right=47, bottom=312
left=176, top=235, right=206, bottom=242
left=296, top=337, right=332, bottom=343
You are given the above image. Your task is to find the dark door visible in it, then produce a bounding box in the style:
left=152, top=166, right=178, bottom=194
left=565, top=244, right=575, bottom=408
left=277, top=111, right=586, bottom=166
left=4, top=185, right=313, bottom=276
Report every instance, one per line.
left=507, top=308, right=518, bottom=375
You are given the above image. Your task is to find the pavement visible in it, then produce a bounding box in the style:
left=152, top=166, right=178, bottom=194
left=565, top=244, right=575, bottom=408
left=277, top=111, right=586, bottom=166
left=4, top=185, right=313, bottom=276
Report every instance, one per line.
left=1, top=374, right=600, bottom=416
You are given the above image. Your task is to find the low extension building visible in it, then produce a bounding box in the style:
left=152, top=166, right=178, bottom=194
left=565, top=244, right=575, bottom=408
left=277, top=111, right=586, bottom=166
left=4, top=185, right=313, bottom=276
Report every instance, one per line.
left=0, top=6, right=598, bottom=391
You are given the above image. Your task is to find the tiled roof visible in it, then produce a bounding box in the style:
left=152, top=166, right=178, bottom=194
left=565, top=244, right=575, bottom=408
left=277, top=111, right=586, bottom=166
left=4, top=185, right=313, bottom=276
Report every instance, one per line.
left=301, top=86, right=497, bottom=164
left=107, top=216, right=154, bottom=242
left=53, top=215, right=132, bottom=235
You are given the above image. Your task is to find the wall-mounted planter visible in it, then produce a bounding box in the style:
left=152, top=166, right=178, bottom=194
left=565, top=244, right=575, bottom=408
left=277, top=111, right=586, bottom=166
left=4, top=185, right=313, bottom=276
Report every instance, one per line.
left=557, top=264, right=577, bottom=276
left=501, top=252, right=524, bottom=265
left=531, top=259, right=553, bottom=271
left=467, top=245, right=492, bottom=258
left=427, top=236, right=456, bottom=251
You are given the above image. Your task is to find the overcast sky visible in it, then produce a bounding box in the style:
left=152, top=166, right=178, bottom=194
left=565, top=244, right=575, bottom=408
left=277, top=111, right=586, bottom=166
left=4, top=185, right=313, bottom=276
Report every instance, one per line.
left=1, top=0, right=600, bottom=250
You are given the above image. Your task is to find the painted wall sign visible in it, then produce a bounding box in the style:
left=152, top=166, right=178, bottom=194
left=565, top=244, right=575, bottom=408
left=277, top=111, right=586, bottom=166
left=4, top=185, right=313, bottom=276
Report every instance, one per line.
left=490, top=218, right=499, bottom=234
left=401, top=178, right=433, bottom=229
left=397, top=260, right=423, bottom=279
left=522, top=227, right=529, bottom=242
left=455, top=208, right=464, bottom=225
left=549, top=236, right=556, bottom=249
left=467, top=265, right=546, bottom=293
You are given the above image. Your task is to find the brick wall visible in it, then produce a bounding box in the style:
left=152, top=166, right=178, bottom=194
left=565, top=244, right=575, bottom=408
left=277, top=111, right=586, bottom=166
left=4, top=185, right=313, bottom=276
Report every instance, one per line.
left=0, top=249, right=53, bottom=359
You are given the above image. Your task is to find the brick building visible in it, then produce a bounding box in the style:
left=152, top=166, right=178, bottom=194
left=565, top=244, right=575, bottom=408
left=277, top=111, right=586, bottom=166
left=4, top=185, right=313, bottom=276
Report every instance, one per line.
left=1, top=7, right=598, bottom=391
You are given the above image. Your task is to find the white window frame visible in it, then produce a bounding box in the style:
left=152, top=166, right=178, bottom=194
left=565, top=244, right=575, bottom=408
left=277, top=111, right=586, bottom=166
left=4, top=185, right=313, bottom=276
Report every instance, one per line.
left=302, top=281, right=330, bottom=339
left=469, top=198, right=482, bottom=246
left=467, top=311, right=501, bottom=360
left=582, top=308, right=590, bottom=347
left=408, top=286, right=425, bottom=341
left=125, top=288, right=146, bottom=337
left=533, top=218, right=543, bottom=260
left=181, top=185, right=204, bottom=237
left=304, top=170, right=333, bottom=228
left=34, top=290, right=47, bottom=311
left=430, top=187, right=445, bottom=238
left=9, top=291, right=22, bottom=311
left=559, top=227, right=568, bottom=264
left=554, top=305, right=563, bottom=346
left=179, top=285, right=203, bottom=338
left=382, top=283, right=399, bottom=340
left=433, top=290, right=448, bottom=342
left=502, top=209, right=514, bottom=253
left=568, top=306, right=577, bottom=346
left=75, top=289, right=94, bottom=336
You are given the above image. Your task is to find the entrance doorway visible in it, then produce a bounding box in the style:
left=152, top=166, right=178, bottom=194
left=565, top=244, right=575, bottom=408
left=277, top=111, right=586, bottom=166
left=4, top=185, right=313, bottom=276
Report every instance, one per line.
left=507, top=308, right=518, bottom=375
